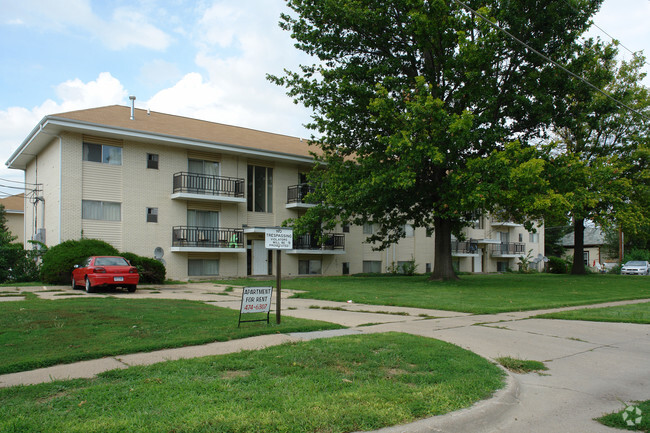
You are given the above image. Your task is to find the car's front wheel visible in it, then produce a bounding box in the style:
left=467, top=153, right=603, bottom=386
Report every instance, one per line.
left=85, top=278, right=94, bottom=293
left=71, top=277, right=77, bottom=290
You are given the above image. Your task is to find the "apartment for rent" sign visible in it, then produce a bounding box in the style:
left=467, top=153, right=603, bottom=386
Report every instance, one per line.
left=240, top=286, right=273, bottom=314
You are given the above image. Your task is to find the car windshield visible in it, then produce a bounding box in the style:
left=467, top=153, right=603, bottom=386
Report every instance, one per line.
left=94, top=257, right=129, bottom=266
left=625, top=261, right=646, bottom=266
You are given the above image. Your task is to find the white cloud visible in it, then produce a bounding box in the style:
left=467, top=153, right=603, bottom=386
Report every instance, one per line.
left=2, top=0, right=171, bottom=51
left=100, top=7, right=172, bottom=51
left=143, top=0, right=315, bottom=137
left=1, top=73, right=127, bottom=183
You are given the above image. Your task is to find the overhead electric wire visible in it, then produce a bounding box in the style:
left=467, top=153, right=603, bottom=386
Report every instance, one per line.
left=562, top=0, right=650, bottom=69
left=0, top=177, right=39, bottom=186
left=450, top=0, right=650, bottom=122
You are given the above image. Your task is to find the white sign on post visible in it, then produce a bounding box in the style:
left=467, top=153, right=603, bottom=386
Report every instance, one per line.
left=240, top=287, right=273, bottom=314
left=265, top=227, right=293, bottom=250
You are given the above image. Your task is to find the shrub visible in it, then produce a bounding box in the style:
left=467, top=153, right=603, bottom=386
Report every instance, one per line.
left=401, top=256, right=418, bottom=276
left=40, top=239, right=119, bottom=284
left=547, top=256, right=569, bottom=274
left=622, top=249, right=650, bottom=263
left=121, top=252, right=166, bottom=284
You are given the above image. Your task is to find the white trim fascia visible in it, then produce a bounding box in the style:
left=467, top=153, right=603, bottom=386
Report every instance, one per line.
left=170, top=192, right=246, bottom=204
left=170, top=247, right=246, bottom=253
left=5, top=118, right=47, bottom=168
left=285, top=249, right=346, bottom=255
left=285, top=202, right=317, bottom=209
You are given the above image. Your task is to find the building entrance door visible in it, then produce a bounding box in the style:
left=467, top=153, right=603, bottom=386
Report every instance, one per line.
left=473, top=248, right=483, bottom=273
left=252, top=240, right=269, bottom=275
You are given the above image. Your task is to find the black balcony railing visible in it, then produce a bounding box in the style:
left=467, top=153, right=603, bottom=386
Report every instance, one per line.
left=451, top=240, right=479, bottom=254
left=293, top=233, right=345, bottom=250
left=173, top=172, right=245, bottom=197
left=287, top=183, right=315, bottom=204
left=491, top=242, right=526, bottom=256
left=172, top=226, right=244, bottom=248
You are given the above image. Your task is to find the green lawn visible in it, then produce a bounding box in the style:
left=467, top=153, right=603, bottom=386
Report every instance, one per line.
left=0, top=297, right=343, bottom=375
left=0, top=332, right=505, bottom=433
left=536, top=302, right=650, bottom=324
left=597, top=400, right=649, bottom=432
left=215, top=274, right=650, bottom=314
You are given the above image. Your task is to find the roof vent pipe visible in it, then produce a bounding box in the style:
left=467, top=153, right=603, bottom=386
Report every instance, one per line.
left=129, top=95, right=136, bottom=120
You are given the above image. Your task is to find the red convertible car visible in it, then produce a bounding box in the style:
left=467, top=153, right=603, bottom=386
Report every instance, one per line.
left=72, top=256, right=139, bottom=293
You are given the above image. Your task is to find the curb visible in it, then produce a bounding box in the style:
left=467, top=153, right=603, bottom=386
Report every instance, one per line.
left=359, top=367, right=520, bottom=433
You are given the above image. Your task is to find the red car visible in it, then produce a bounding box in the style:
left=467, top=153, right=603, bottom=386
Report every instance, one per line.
left=72, top=256, right=139, bottom=293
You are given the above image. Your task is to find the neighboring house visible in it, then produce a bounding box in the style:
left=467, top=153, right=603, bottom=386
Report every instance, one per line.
left=5, top=104, right=545, bottom=280
left=0, top=193, right=25, bottom=244
left=560, top=227, right=616, bottom=270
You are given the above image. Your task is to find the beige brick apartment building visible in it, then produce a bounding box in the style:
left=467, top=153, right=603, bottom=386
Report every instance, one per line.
left=6, top=104, right=544, bottom=280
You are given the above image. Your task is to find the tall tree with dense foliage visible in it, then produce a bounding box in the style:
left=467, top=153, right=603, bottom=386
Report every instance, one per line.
left=271, top=0, right=602, bottom=280
left=548, top=45, right=650, bottom=274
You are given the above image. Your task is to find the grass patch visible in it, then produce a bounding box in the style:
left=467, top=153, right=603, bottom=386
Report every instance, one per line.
left=496, top=357, right=548, bottom=374
left=0, top=333, right=505, bottom=433
left=0, top=297, right=343, bottom=375
left=597, top=400, right=649, bottom=432
left=211, top=274, right=650, bottom=314
left=536, top=302, right=650, bottom=324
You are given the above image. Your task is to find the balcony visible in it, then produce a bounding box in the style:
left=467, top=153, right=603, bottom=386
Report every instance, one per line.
left=490, top=242, right=526, bottom=257
left=171, top=172, right=246, bottom=203
left=451, top=240, right=479, bottom=257
left=286, top=183, right=316, bottom=209
left=171, top=226, right=245, bottom=253
left=286, top=233, right=345, bottom=255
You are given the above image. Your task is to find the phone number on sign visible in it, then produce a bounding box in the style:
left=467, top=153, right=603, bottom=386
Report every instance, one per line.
left=243, top=303, right=268, bottom=311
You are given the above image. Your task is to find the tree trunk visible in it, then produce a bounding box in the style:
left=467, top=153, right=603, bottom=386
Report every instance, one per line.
left=429, top=216, right=459, bottom=281
left=571, top=218, right=586, bottom=275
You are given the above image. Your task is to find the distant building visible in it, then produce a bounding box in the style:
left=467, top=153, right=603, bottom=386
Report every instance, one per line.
left=6, top=104, right=545, bottom=280
left=560, top=227, right=617, bottom=271
left=0, top=193, right=24, bottom=244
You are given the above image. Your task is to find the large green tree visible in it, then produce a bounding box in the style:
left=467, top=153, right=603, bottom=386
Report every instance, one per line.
left=271, top=0, right=602, bottom=280
left=547, top=46, right=650, bottom=274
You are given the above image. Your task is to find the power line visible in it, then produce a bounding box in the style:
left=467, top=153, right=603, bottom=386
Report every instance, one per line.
left=450, top=0, right=650, bottom=122
left=0, top=184, right=28, bottom=191
left=562, top=0, right=650, bottom=69
left=0, top=177, right=39, bottom=186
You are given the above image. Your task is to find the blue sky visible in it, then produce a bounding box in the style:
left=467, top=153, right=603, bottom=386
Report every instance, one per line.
left=1, top=0, right=649, bottom=190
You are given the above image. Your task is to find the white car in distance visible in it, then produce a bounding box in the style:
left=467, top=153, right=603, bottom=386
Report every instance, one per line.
left=620, top=261, right=650, bottom=275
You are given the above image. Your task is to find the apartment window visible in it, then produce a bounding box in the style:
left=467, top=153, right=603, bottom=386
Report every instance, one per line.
left=146, top=207, right=158, bottom=223
left=519, top=233, right=523, bottom=242
left=426, top=228, right=433, bottom=238
left=342, top=262, right=350, bottom=275
left=403, top=224, right=414, bottom=237
left=362, top=260, right=382, bottom=273
left=363, top=223, right=378, bottom=235
left=188, top=259, right=219, bottom=276
left=299, top=259, right=322, bottom=275
left=147, top=153, right=159, bottom=169
left=187, top=210, right=219, bottom=227
left=83, top=142, right=122, bottom=165
left=425, top=263, right=431, bottom=273
left=342, top=224, right=350, bottom=233
left=188, top=159, right=219, bottom=175
left=82, top=200, right=121, bottom=221
left=529, top=232, right=539, bottom=243
left=247, top=165, right=273, bottom=213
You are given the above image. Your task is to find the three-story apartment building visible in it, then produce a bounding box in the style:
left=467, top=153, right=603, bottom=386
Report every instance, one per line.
left=6, top=104, right=544, bottom=280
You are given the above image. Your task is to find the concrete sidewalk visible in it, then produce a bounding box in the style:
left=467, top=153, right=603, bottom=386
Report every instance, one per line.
left=1, top=284, right=649, bottom=433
